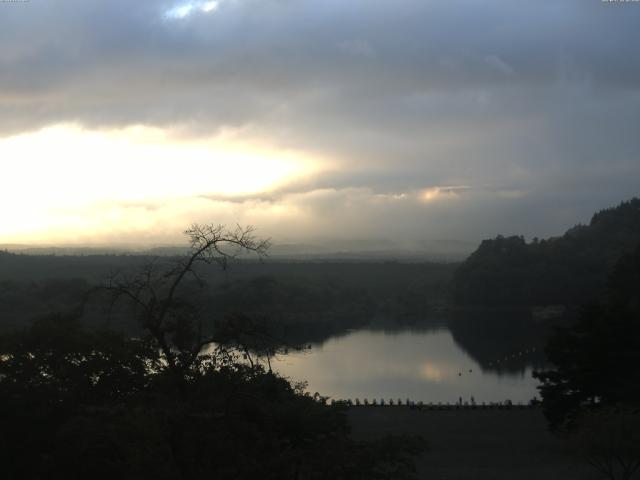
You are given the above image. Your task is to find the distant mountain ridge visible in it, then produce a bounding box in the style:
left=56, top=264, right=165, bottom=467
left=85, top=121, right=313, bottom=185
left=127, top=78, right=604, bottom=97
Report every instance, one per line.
left=453, top=198, right=640, bottom=307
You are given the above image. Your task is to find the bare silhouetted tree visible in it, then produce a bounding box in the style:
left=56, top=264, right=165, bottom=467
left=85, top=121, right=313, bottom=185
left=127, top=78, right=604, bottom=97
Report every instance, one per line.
left=100, top=224, right=270, bottom=376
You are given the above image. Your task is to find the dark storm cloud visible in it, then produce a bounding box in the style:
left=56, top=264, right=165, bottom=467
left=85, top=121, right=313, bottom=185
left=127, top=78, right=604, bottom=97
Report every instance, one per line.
left=2, top=0, right=639, bottom=242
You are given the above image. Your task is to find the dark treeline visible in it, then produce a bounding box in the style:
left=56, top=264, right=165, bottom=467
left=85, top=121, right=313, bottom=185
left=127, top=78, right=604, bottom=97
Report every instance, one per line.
left=0, top=250, right=140, bottom=281
left=453, top=198, right=640, bottom=307
left=443, top=198, right=640, bottom=377
left=0, top=255, right=455, bottom=342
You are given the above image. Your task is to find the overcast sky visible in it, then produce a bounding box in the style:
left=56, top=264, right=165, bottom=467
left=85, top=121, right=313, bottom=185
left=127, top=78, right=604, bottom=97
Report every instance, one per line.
left=1, top=0, right=639, bottom=249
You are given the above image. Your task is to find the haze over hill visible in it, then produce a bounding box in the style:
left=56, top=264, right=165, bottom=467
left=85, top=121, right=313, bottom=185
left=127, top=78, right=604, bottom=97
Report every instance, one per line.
left=0, top=238, right=475, bottom=261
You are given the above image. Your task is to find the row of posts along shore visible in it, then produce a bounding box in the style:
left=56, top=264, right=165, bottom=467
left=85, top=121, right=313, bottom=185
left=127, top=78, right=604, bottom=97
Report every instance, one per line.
left=329, top=398, right=540, bottom=410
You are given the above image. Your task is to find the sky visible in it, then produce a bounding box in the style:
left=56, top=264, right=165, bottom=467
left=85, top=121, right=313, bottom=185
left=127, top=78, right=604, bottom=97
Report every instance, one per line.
left=1, top=0, right=639, bottom=250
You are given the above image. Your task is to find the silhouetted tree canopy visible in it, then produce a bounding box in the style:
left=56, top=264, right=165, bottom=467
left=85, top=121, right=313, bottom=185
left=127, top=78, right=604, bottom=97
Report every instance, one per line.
left=454, top=198, right=640, bottom=306
left=534, top=244, right=640, bottom=430
left=0, top=313, right=426, bottom=479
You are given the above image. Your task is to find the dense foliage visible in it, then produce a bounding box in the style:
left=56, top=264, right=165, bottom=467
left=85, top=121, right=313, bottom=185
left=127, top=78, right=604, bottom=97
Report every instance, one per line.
left=534, top=244, right=640, bottom=430
left=0, top=315, right=425, bottom=479
left=453, top=198, right=640, bottom=306
left=0, top=225, right=427, bottom=479
left=0, top=259, right=454, bottom=337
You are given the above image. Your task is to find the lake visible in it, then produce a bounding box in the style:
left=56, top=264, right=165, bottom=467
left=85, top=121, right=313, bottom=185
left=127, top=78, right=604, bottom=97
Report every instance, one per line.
left=272, top=327, right=541, bottom=404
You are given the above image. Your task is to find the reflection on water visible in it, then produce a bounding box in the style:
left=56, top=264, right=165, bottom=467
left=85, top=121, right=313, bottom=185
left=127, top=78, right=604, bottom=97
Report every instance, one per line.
left=272, top=327, right=541, bottom=404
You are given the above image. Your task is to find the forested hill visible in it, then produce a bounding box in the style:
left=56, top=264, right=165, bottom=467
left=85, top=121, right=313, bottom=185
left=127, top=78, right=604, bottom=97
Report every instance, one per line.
left=453, top=198, right=640, bottom=307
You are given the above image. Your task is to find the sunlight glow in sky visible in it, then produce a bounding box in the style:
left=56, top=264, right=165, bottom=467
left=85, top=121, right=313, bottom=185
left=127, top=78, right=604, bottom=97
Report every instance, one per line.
left=165, top=1, right=220, bottom=19
left=0, top=125, right=320, bottom=243
left=420, top=187, right=462, bottom=203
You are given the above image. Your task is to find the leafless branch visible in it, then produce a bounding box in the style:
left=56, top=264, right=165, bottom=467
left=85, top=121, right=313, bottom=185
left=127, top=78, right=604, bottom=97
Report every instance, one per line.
left=88, top=223, right=270, bottom=377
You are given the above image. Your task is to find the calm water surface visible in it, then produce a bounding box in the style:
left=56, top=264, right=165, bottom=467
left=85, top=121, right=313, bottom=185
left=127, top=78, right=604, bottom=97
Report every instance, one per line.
left=272, top=328, right=540, bottom=404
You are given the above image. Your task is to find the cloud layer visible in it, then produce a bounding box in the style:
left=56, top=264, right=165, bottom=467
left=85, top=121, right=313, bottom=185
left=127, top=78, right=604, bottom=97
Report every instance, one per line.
left=1, top=0, right=639, bottom=246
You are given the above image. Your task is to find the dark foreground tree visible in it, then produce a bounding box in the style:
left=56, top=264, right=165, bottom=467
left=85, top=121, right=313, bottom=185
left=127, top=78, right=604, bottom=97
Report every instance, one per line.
left=99, top=223, right=271, bottom=376
left=534, top=244, right=640, bottom=479
left=0, top=314, right=161, bottom=479
left=0, top=224, right=427, bottom=479
left=534, top=244, right=640, bottom=430
left=573, top=407, right=640, bottom=480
